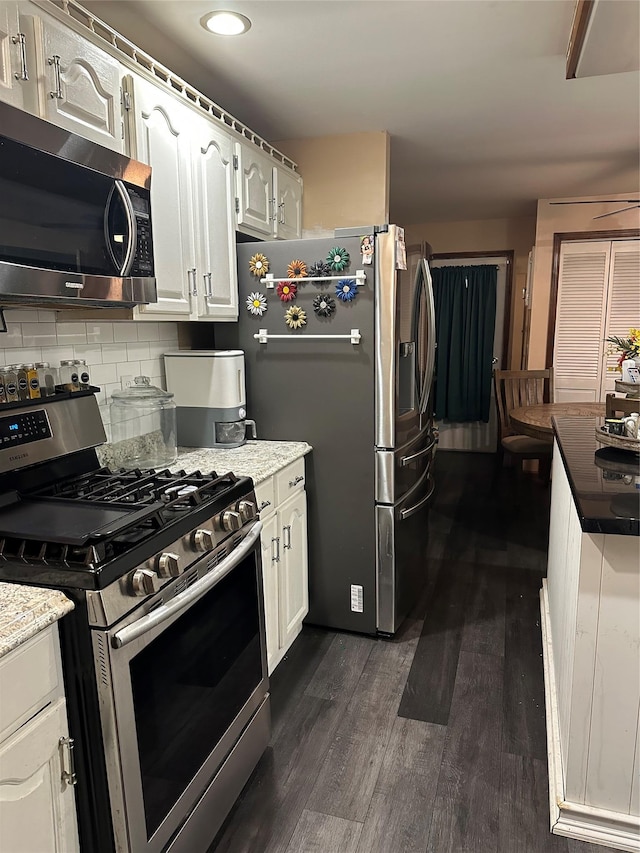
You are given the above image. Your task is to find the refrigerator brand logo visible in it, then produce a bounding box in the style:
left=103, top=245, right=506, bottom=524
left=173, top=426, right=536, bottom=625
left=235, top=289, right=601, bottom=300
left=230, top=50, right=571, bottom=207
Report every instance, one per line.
left=65, top=281, right=84, bottom=290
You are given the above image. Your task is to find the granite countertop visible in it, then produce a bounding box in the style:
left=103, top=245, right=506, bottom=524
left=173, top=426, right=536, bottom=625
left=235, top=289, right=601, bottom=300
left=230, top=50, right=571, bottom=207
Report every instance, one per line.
left=174, top=440, right=312, bottom=485
left=553, top=417, right=640, bottom=536
left=0, top=585, right=73, bottom=659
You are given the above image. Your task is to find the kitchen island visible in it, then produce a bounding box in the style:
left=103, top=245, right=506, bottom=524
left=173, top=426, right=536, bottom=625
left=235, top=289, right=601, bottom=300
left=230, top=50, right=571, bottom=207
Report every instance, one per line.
left=541, top=417, right=640, bottom=852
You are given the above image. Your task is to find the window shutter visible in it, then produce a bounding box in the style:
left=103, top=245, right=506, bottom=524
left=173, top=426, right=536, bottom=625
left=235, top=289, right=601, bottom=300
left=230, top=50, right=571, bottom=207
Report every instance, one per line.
left=602, top=241, right=640, bottom=395
left=554, top=241, right=610, bottom=401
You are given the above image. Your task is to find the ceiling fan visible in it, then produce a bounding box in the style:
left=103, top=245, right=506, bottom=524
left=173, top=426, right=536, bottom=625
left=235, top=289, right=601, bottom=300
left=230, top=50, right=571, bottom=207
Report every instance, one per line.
left=549, top=199, right=640, bottom=220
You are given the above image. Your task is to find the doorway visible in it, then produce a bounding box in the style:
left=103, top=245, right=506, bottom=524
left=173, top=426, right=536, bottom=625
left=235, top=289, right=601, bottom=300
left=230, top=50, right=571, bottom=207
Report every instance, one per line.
left=430, top=253, right=512, bottom=452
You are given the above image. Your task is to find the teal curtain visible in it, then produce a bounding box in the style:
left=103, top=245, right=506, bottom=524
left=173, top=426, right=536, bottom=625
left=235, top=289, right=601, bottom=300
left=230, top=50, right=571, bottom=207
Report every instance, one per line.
left=432, top=264, right=497, bottom=422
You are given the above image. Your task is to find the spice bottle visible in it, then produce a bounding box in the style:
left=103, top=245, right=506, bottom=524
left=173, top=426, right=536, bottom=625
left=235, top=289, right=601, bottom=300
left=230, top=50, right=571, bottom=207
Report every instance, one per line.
left=74, top=359, right=91, bottom=390
left=0, top=369, right=6, bottom=404
left=59, top=360, right=80, bottom=392
left=23, top=363, right=40, bottom=399
left=4, top=367, right=19, bottom=402
left=15, top=365, right=29, bottom=401
left=36, top=362, right=57, bottom=397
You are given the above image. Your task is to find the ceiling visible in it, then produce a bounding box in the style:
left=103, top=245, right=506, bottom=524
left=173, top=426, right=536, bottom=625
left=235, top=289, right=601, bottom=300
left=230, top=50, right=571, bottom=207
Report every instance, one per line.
left=83, top=0, right=640, bottom=225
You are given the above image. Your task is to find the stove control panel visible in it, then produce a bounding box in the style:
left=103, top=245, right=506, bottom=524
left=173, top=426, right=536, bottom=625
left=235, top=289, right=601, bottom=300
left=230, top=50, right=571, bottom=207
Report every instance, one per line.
left=0, top=409, right=51, bottom=447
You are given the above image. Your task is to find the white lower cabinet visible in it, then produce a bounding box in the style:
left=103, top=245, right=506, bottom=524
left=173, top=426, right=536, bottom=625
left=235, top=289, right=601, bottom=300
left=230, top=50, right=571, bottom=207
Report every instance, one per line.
left=278, top=488, right=308, bottom=650
left=0, top=626, right=79, bottom=853
left=256, top=461, right=309, bottom=674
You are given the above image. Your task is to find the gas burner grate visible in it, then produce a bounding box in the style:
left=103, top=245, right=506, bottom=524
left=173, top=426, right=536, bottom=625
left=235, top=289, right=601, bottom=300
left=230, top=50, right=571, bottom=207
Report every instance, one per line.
left=36, top=467, right=239, bottom=512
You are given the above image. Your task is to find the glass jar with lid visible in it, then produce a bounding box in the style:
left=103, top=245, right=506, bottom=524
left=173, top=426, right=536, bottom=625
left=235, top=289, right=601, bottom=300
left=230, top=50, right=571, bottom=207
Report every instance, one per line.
left=109, top=376, right=177, bottom=470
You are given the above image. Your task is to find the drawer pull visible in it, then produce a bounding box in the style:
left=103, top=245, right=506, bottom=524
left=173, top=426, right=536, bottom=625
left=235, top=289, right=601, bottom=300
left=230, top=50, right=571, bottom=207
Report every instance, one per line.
left=258, top=500, right=271, bottom=512
left=59, top=736, right=77, bottom=787
left=272, top=537, right=280, bottom=563
left=283, top=525, right=291, bottom=550
left=289, top=475, right=304, bottom=488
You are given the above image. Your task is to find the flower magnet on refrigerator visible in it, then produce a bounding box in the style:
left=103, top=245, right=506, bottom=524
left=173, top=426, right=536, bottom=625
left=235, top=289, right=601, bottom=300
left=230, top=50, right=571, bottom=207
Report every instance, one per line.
left=277, top=281, right=297, bottom=302
left=284, top=305, right=307, bottom=329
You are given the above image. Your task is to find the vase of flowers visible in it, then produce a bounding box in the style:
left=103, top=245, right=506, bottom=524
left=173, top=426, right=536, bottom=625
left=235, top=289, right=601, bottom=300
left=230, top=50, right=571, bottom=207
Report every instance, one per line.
left=606, top=328, right=640, bottom=370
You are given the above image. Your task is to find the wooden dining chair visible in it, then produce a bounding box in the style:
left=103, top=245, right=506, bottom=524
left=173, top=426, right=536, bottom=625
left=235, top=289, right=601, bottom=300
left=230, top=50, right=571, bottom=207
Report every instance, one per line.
left=605, top=394, right=640, bottom=418
left=494, top=368, right=554, bottom=474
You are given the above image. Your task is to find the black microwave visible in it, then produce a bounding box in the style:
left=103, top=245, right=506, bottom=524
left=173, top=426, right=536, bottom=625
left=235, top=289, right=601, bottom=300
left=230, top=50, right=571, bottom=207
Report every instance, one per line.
left=0, top=101, right=156, bottom=308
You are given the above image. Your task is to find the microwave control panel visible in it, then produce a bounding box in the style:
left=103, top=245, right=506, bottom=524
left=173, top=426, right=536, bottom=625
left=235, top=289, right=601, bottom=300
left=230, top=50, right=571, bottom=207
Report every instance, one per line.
left=0, top=410, right=51, bottom=447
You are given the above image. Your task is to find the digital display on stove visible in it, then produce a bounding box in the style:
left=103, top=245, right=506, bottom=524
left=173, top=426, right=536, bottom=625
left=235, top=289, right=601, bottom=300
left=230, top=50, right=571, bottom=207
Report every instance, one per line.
left=0, top=410, right=51, bottom=447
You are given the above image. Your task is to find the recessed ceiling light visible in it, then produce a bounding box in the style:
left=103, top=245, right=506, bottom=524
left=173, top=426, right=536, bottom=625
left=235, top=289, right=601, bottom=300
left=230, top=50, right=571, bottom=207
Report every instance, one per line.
left=200, top=11, right=251, bottom=36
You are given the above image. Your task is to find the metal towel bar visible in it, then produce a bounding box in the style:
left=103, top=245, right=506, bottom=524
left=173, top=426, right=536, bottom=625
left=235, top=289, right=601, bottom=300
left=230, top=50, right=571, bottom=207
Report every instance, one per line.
left=260, top=270, right=366, bottom=287
left=254, top=329, right=362, bottom=345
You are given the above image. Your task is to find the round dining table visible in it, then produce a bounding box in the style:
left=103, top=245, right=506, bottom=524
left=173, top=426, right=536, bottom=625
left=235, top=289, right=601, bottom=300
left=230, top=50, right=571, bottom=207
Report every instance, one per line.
left=509, top=402, right=606, bottom=442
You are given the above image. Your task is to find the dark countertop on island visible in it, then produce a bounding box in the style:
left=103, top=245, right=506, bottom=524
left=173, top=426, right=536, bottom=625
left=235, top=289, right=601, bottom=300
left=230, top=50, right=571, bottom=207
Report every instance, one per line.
left=553, top=417, right=640, bottom=536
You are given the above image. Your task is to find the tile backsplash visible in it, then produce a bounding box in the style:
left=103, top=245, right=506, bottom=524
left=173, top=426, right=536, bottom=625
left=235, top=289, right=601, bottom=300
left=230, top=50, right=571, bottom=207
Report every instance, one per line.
left=0, top=309, right=179, bottom=441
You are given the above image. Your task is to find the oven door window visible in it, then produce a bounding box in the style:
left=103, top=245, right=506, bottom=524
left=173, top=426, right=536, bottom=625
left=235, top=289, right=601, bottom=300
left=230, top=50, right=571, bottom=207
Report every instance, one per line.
left=0, top=136, right=124, bottom=276
left=129, top=553, right=263, bottom=840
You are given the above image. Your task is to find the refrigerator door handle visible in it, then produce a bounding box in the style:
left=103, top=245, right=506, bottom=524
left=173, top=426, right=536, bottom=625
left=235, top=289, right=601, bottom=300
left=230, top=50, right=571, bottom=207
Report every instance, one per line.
left=419, top=260, right=436, bottom=416
left=399, top=475, right=435, bottom=520
left=400, top=436, right=436, bottom=467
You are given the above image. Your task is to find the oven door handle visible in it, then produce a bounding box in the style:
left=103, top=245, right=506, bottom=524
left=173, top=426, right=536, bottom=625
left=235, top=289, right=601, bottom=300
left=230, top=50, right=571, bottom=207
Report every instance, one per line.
left=112, top=520, right=263, bottom=650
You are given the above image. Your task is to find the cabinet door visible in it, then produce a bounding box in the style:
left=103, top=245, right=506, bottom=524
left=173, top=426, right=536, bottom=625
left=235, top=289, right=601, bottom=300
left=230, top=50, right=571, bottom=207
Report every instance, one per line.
left=133, top=77, right=194, bottom=316
left=278, top=489, right=308, bottom=649
left=192, top=116, right=238, bottom=320
left=0, top=699, right=79, bottom=853
left=260, top=512, right=279, bottom=675
left=0, top=2, right=32, bottom=110
left=31, top=12, right=124, bottom=152
left=274, top=166, right=302, bottom=240
left=235, top=142, right=274, bottom=237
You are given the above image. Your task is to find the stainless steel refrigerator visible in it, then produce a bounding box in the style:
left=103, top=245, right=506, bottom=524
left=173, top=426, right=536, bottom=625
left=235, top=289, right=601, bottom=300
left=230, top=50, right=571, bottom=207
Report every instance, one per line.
left=217, top=225, right=436, bottom=635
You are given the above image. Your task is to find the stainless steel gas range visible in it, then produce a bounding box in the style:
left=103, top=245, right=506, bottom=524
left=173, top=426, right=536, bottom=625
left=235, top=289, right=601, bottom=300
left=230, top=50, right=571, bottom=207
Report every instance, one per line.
left=0, top=391, right=270, bottom=853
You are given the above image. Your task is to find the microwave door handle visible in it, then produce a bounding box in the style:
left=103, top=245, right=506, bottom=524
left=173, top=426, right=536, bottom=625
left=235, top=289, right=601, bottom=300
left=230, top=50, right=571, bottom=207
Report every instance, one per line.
left=104, top=180, right=137, bottom=276
left=111, top=520, right=263, bottom=649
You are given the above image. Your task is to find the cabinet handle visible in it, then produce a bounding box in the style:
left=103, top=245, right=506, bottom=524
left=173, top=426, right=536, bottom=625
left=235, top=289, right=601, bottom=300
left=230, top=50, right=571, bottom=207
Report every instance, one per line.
left=48, top=55, right=62, bottom=99
left=259, top=499, right=271, bottom=512
left=279, top=201, right=285, bottom=224
left=59, top=736, right=77, bottom=787
left=272, top=536, right=280, bottom=563
left=203, top=272, right=213, bottom=298
left=11, top=33, right=29, bottom=81
left=283, top=525, right=291, bottom=550
left=187, top=267, right=197, bottom=296
left=289, top=475, right=304, bottom=488
left=269, top=197, right=277, bottom=222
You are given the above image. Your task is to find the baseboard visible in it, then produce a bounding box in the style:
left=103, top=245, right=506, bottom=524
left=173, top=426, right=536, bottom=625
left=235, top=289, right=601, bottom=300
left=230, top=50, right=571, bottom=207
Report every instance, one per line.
left=540, top=581, right=640, bottom=852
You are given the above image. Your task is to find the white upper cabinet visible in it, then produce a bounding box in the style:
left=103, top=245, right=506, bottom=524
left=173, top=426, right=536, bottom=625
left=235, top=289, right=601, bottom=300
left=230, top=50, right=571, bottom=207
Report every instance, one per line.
left=131, top=75, right=240, bottom=321
left=28, top=10, right=125, bottom=153
left=235, top=142, right=274, bottom=237
left=235, top=141, right=302, bottom=240
left=0, top=2, right=36, bottom=110
left=192, top=114, right=238, bottom=320
left=132, top=75, right=194, bottom=317
left=274, top=166, right=303, bottom=240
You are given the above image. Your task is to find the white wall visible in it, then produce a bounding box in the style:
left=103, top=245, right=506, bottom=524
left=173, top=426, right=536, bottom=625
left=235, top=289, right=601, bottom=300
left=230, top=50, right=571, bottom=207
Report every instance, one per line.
left=0, top=309, right=178, bottom=440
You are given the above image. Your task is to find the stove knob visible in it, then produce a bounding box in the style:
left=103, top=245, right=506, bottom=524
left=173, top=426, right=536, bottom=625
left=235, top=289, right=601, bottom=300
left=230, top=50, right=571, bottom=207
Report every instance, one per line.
left=219, top=510, right=242, bottom=532
left=130, top=568, right=161, bottom=596
left=193, top=528, right=215, bottom=552
left=237, top=500, right=256, bottom=523
left=157, top=552, right=181, bottom=578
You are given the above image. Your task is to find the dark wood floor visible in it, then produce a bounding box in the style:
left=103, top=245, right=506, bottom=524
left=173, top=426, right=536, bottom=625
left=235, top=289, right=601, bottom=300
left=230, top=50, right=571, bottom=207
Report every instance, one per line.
left=210, top=452, right=610, bottom=853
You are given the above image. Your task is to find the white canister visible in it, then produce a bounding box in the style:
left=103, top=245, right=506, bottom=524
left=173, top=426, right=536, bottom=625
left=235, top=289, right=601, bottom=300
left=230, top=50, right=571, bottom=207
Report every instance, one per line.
left=621, top=359, right=640, bottom=383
